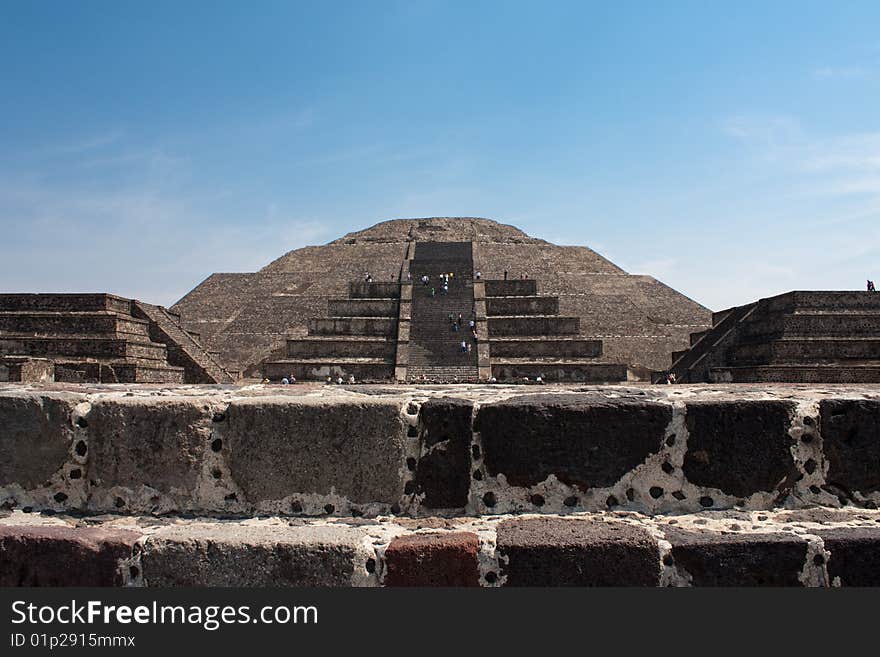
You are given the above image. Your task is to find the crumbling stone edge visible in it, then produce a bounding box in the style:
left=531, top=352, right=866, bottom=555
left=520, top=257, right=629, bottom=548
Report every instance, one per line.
left=2, top=387, right=878, bottom=518
left=2, top=509, right=879, bottom=586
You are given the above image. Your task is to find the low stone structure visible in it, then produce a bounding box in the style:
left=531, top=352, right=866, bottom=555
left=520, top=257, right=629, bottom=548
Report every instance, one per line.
left=669, top=291, right=880, bottom=383
left=0, top=294, right=234, bottom=384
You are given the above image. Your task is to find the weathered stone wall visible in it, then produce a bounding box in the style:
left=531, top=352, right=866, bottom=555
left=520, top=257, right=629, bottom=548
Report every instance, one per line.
left=488, top=339, right=602, bottom=358
left=307, top=317, right=396, bottom=336
left=327, top=299, right=399, bottom=317
left=2, top=381, right=879, bottom=587
left=0, top=293, right=132, bottom=314
left=0, top=357, right=54, bottom=383
left=285, top=338, right=397, bottom=359
left=488, top=316, right=580, bottom=336
left=486, top=296, right=559, bottom=315
left=2, top=508, right=878, bottom=586
left=2, top=383, right=878, bottom=518
left=0, top=313, right=149, bottom=337
left=262, top=361, right=394, bottom=382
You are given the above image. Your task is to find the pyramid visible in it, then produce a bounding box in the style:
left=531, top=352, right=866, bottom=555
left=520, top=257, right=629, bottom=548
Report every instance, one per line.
left=172, top=217, right=711, bottom=380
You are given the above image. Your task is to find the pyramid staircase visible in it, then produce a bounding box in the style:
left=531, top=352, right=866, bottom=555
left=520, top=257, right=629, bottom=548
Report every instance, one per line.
left=669, top=291, right=880, bottom=383
left=406, top=242, right=479, bottom=383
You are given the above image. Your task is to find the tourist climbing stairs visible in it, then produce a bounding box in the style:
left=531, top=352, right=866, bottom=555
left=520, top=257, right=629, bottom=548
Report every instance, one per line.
left=407, top=242, right=479, bottom=382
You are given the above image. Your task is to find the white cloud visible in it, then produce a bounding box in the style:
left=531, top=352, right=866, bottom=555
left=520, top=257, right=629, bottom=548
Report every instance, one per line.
left=813, top=66, right=870, bottom=79
left=721, top=115, right=802, bottom=145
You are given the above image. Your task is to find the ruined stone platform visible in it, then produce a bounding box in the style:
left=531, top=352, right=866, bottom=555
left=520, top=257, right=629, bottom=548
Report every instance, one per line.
left=3, top=381, right=879, bottom=586
left=670, top=291, right=880, bottom=383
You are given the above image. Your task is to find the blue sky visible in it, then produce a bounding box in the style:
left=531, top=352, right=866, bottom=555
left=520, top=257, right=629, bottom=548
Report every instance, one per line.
left=2, top=1, right=880, bottom=311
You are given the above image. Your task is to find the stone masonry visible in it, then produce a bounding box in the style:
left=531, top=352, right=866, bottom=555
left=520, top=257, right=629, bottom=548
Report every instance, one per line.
left=0, top=294, right=233, bottom=384
left=2, top=381, right=880, bottom=586
left=173, top=218, right=711, bottom=380
left=669, top=291, right=880, bottom=383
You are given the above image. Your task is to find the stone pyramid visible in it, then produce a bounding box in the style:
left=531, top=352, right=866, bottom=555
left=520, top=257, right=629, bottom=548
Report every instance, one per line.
left=172, top=217, right=711, bottom=380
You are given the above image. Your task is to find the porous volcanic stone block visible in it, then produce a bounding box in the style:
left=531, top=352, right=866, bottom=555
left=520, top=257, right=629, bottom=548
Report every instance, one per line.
left=817, top=527, right=880, bottom=586
left=141, top=523, right=365, bottom=586
left=496, top=517, right=661, bottom=586
left=682, top=400, right=797, bottom=497
left=0, top=394, right=78, bottom=488
left=664, top=527, right=807, bottom=586
left=0, top=524, right=140, bottom=586
left=384, top=532, right=480, bottom=586
left=476, top=394, right=670, bottom=489
left=87, top=398, right=211, bottom=494
left=222, top=398, right=407, bottom=504
left=415, top=398, right=473, bottom=508
left=820, top=400, right=880, bottom=494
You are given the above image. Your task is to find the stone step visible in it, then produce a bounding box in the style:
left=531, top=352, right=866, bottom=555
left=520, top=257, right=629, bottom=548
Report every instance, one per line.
left=484, top=280, right=538, bottom=296
left=761, top=290, right=880, bottom=314
left=741, top=313, right=880, bottom=339
left=348, top=282, right=400, bottom=299
left=0, top=312, right=151, bottom=338
left=308, top=317, right=396, bottom=336
left=710, top=364, right=880, bottom=383
left=286, top=337, right=396, bottom=359
left=52, top=360, right=185, bottom=384
left=327, top=299, right=400, bottom=317
left=2, top=508, right=878, bottom=586
left=263, top=358, right=394, bottom=381
left=490, top=361, right=628, bottom=382
left=488, top=316, right=580, bottom=336
left=730, top=338, right=880, bottom=365
left=486, top=296, right=559, bottom=316
left=0, top=293, right=133, bottom=315
left=489, top=338, right=602, bottom=358
left=0, top=335, right=169, bottom=361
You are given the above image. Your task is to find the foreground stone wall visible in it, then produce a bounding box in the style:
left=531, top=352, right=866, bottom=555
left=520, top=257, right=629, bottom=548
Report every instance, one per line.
left=2, top=508, right=879, bottom=586
left=1, top=383, right=878, bottom=518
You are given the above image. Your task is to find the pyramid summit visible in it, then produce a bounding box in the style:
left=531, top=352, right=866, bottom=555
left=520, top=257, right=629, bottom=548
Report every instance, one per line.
left=172, top=217, right=711, bottom=380
left=328, top=217, right=537, bottom=244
